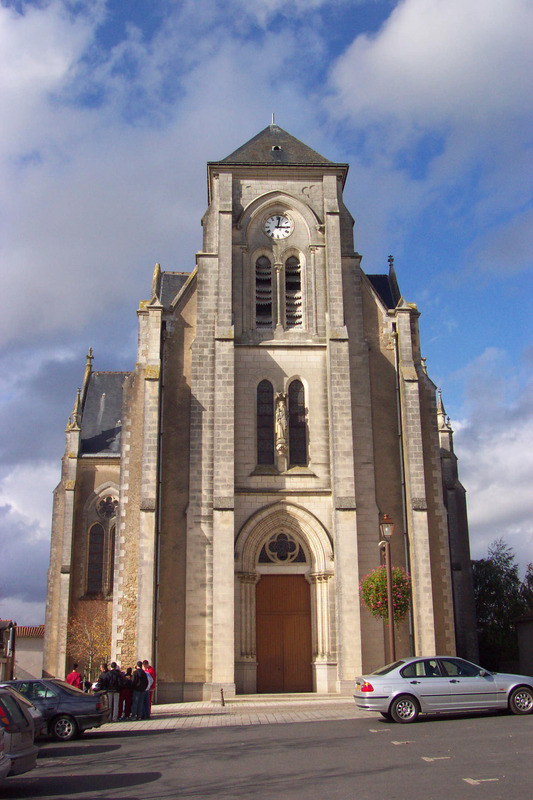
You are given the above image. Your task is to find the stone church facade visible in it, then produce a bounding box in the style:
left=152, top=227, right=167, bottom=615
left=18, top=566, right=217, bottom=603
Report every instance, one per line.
left=44, top=125, right=478, bottom=700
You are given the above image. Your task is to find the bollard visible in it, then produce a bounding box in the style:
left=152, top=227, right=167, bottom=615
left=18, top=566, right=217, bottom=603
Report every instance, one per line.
left=220, top=687, right=225, bottom=707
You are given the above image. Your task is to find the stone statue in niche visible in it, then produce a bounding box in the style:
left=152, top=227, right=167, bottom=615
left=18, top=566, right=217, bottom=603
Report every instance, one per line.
left=275, top=392, right=288, bottom=455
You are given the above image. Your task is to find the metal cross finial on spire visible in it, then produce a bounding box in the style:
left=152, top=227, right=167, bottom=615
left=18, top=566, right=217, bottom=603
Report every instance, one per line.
left=271, top=112, right=275, bottom=125
left=388, top=254, right=394, bottom=270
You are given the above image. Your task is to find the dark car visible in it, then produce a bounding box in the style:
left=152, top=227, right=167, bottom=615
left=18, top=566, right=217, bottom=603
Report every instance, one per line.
left=0, top=679, right=110, bottom=741
left=1, top=686, right=46, bottom=738
left=0, top=687, right=38, bottom=776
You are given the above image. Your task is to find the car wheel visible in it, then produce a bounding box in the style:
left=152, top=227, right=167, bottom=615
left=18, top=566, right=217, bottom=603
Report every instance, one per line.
left=509, top=686, right=533, bottom=715
left=380, top=712, right=393, bottom=721
left=51, top=714, right=78, bottom=741
left=389, top=694, right=420, bottom=724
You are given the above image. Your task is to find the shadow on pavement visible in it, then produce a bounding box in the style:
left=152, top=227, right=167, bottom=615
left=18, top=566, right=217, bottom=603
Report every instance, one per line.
left=1, top=771, right=161, bottom=798
left=38, top=743, right=122, bottom=758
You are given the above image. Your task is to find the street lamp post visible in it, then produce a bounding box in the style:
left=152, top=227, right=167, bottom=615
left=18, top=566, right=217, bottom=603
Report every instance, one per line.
left=379, top=514, right=396, bottom=662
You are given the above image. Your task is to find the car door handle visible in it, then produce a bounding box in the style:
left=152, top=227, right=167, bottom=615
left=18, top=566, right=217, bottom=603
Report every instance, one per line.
left=410, top=680, right=421, bottom=684
left=449, top=679, right=460, bottom=683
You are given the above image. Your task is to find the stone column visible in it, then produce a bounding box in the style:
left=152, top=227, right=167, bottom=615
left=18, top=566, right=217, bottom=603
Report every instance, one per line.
left=395, top=304, right=437, bottom=655
left=308, top=571, right=336, bottom=692
left=235, top=572, right=259, bottom=693
left=323, top=174, right=361, bottom=688
left=135, top=300, right=163, bottom=661
left=45, top=404, right=82, bottom=678
left=211, top=172, right=236, bottom=699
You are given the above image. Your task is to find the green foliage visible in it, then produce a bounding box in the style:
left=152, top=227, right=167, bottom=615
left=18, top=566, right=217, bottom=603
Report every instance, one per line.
left=472, top=539, right=529, bottom=670
left=522, top=563, right=533, bottom=609
left=360, top=566, right=411, bottom=624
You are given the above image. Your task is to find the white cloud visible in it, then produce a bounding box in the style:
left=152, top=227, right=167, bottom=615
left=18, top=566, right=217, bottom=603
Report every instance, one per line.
left=0, top=461, right=58, bottom=533
left=331, top=0, right=533, bottom=131
left=452, top=348, right=533, bottom=574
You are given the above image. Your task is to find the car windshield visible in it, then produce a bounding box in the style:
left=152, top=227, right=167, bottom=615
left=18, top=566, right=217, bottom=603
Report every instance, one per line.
left=2, top=688, right=34, bottom=709
left=372, top=660, right=406, bottom=675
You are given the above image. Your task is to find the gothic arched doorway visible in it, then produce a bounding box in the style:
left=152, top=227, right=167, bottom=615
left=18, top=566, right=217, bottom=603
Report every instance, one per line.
left=234, top=502, right=335, bottom=694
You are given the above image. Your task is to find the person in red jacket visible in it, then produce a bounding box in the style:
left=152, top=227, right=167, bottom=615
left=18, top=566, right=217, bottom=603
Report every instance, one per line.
left=143, top=660, right=156, bottom=713
left=65, top=663, right=82, bottom=689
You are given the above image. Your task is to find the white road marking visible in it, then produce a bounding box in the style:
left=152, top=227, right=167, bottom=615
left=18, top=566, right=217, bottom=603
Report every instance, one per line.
left=463, top=778, right=499, bottom=786
left=421, top=756, right=451, bottom=762
left=369, top=729, right=390, bottom=733
left=391, top=740, right=414, bottom=745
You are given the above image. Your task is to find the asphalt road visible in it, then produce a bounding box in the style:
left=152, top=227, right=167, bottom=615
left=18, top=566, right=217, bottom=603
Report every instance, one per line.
left=2, top=712, right=532, bottom=800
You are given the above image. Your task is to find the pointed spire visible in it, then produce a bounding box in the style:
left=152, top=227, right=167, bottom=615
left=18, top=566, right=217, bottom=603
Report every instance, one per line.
left=67, top=388, right=82, bottom=431
left=151, top=263, right=162, bottom=301
left=80, top=347, right=93, bottom=408
left=388, top=254, right=401, bottom=307
left=437, top=389, right=454, bottom=453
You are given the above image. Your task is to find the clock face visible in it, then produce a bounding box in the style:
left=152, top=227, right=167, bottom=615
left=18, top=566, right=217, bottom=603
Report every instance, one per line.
left=264, top=214, right=294, bottom=239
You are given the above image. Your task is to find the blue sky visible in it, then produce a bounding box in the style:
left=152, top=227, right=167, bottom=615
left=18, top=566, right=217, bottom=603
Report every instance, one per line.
left=0, top=0, right=531, bottom=623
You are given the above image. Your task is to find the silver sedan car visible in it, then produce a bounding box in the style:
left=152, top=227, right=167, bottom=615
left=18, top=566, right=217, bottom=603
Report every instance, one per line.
left=354, top=656, right=533, bottom=723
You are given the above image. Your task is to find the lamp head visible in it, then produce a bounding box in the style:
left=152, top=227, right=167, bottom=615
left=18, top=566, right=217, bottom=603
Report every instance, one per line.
left=380, top=514, right=394, bottom=541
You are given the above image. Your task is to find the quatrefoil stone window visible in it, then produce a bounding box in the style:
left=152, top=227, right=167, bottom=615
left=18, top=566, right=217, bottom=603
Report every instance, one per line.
left=260, top=531, right=306, bottom=564
left=97, top=496, right=118, bottom=519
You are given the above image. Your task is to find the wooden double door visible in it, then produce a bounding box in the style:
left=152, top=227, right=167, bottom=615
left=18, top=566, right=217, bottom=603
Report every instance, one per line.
left=256, top=574, right=313, bottom=693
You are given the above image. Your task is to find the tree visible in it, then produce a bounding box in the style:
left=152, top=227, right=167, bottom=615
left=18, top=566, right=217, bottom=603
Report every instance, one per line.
left=66, top=600, right=111, bottom=683
left=521, top=563, right=533, bottom=610
left=472, top=539, right=528, bottom=670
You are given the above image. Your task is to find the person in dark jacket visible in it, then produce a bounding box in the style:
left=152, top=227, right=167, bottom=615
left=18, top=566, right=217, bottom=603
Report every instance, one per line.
left=131, top=661, right=148, bottom=720
left=107, top=662, right=123, bottom=721
left=94, top=662, right=122, bottom=722
left=119, top=667, right=133, bottom=720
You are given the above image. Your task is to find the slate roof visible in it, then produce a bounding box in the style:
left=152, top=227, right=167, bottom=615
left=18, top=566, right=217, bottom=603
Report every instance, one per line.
left=367, top=274, right=401, bottom=310
left=211, top=124, right=342, bottom=167
left=160, top=271, right=190, bottom=308
left=80, top=372, right=129, bottom=456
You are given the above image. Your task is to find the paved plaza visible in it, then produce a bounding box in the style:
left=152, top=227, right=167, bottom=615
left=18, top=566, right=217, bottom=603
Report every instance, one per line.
left=100, top=693, right=373, bottom=732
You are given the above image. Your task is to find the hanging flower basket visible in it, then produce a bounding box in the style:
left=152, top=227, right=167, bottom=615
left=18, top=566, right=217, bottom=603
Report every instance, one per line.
left=360, top=566, right=411, bottom=623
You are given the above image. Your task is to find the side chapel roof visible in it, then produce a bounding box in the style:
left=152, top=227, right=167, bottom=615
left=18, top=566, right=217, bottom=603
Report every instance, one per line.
left=80, top=371, right=129, bottom=456
left=160, top=271, right=190, bottom=308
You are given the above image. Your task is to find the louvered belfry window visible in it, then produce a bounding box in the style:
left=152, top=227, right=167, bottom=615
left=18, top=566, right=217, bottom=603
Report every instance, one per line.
left=255, top=256, right=273, bottom=328
left=87, top=523, right=105, bottom=594
left=285, top=256, right=302, bottom=328
left=289, top=380, right=307, bottom=465
left=257, top=380, right=275, bottom=464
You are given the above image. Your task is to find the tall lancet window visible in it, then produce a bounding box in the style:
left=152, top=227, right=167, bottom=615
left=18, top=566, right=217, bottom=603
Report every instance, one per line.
left=87, top=523, right=105, bottom=595
left=288, top=380, right=307, bottom=466
left=255, top=256, right=273, bottom=328
left=285, top=256, right=302, bottom=328
left=257, top=380, right=275, bottom=464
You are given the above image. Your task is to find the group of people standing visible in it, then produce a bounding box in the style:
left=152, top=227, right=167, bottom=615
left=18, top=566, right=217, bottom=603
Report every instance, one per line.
left=66, top=660, right=156, bottom=722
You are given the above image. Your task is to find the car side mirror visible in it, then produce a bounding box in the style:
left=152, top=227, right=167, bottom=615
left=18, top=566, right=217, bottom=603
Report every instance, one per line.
left=479, top=669, right=489, bottom=677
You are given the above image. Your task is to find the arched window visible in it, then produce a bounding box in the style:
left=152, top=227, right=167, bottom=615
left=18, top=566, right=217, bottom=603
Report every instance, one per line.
left=285, top=256, right=302, bottom=328
left=288, top=380, right=307, bottom=466
left=255, top=256, right=273, bottom=328
left=87, top=523, right=104, bottom=595
left=257, top=380, right=275, bottom=464
left=108, top=525, right=116, bottom=594
left=85, top=492, right=118, bottom=597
